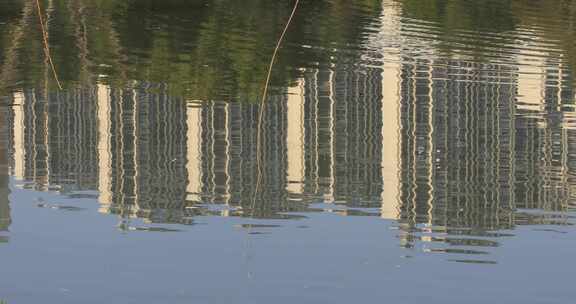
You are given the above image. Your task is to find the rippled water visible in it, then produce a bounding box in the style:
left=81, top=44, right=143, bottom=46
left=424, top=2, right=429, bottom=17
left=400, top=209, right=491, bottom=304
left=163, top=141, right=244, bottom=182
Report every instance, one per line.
left=0, top=0, right=575, bottom=303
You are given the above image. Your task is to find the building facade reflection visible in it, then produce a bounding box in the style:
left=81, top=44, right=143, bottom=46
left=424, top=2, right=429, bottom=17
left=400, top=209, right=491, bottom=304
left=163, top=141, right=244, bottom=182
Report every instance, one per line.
left=0, top=99, right=11, bottom=237
left=6, top=63, right=575, bottom=222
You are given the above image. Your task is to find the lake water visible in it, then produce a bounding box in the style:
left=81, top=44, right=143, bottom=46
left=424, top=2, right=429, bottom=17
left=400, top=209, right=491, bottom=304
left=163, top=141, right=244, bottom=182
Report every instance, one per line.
left=0, top=0, right=575, bottom=303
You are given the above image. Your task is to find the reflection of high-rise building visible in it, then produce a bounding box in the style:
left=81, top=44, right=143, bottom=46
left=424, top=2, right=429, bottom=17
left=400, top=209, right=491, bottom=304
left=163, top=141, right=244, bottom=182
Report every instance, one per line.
left=5, top=7, right=575, bottom=232
left=286, top=80, right=306, bottom=197
left=104, top=86, right=190, bottom=222
left=91, top=71, right=389, bottom=221
left=297, top=67, right=385, bottom=208
left=380, top=61, right=402, bottom=219
left=10, top=88, right=99, bottom=191
left=97, top=84, right=113, bottom=209
left=5, top=60, right=575, bottom=230
left=397, top=60, right=518, bottom=230
left=185, top=100, right=203, bottom=203
left=366, top=1, right=576, bottom=243
left=97, top=85, right=191, bottom=221
left=379, top=0, right=403, bottom=220
left=515, top=60, right=575, bottom=212
left=331, top=68, right=384, bottom=207
left=12, top=92, right=25, bottom=180
left=0, top=99, right=11, bottom=233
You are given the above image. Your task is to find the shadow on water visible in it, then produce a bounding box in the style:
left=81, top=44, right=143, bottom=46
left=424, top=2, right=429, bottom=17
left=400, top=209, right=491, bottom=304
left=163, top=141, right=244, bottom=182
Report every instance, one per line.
left=0, top=0, right=575, bottom=264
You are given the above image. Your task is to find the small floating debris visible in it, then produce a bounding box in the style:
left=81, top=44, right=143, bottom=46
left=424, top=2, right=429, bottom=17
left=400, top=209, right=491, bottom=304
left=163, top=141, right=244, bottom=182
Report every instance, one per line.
left=424, top=248, right=490, bottom=255
left=36, top=203, right=85, bottom=212
left=235, top=224, right=281, bottom=229
left=532, top=228, right=568, bottom=234
left=447, top=259, right=497, bottom=265
left=126, top=226, right=183, bottom=232
left=66, top=193, right=99, bottom=199
left=47, top=185, right=62, bottom=192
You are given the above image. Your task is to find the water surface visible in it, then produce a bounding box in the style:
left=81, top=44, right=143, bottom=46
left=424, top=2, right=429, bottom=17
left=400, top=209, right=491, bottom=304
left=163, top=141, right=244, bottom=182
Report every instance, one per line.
left=0, top=0, right=575, bottom=303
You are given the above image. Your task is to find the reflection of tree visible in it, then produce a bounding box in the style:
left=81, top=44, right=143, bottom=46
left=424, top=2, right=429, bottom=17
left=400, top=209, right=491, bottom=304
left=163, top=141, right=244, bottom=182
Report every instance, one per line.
left=106, top=0, right=381, bottom=100
left=0, top=0, right=382, bottom=100
left=510, top=0, right=576, bottom=81
left=402, top=0, right=516, bottom=32
left=400, top=0, right=576, bottom=85
left=2, top=0, right=576, bottom=94
left=0, top=0, right=41, bottom=94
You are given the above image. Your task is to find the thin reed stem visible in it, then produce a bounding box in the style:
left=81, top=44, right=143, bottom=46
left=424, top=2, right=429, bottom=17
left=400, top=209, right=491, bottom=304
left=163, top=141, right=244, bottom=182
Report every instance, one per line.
left=251, top=0, right=300, bottom=216
left=35, top=0, right=62, bottom=90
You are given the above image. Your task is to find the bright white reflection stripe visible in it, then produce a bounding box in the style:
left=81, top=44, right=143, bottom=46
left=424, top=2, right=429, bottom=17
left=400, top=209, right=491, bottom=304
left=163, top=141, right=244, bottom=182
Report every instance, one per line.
left=327, top=71, right=335, bottom=202
left=13, top=92, right=25, bottom=180
left=97, top=84, right=112, bottom=208
left=186, top=103, right=202, bottom=202
left=380, top=0, right=402, bottom=220
left=286, top=78, right=305, bottom=195
left=224, top=103, right=231, bottom=204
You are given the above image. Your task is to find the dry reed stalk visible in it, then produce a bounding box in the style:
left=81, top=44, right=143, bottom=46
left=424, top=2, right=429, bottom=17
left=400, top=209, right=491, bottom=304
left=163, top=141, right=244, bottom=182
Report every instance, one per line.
left=250, top=0, right=300, bottom=218
left=35, top=0, right=62, bottom=90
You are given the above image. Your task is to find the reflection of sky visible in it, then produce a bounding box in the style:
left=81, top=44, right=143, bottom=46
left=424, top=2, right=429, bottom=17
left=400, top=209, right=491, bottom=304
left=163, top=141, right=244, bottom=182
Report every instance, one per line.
left=1, top=178, right=575, bottom=303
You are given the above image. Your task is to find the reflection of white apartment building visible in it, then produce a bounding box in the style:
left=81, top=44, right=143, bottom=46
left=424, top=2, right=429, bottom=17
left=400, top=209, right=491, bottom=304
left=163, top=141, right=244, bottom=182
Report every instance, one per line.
left=185, top=101, right=202, bottom=203
left=12, top=92, right=25, bottom=180
left=378, top=0, right=403, bottom=220
left=97, top=84, right=112, bottom=211
left=513, top=28, right=575, bottom=210
left=286, top=79, right=306, bottom=197
left=11, top=89, right=99, bottom=192
left=0, top=102, right=11, bottom=231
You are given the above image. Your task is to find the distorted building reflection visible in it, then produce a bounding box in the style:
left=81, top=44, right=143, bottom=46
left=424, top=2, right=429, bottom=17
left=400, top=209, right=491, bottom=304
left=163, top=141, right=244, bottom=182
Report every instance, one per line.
left=0, top=98, right=11, bottom=237
left=391, top=61, right=575, bottom=253
left=10, top=88, right=99, bottom=192
left=6, top=57, right=575, bottom=229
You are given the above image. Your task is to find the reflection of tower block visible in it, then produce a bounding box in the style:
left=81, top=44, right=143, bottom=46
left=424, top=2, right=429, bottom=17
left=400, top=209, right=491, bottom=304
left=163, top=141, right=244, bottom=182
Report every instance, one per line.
left=0, top=103, right=11, bottom=232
